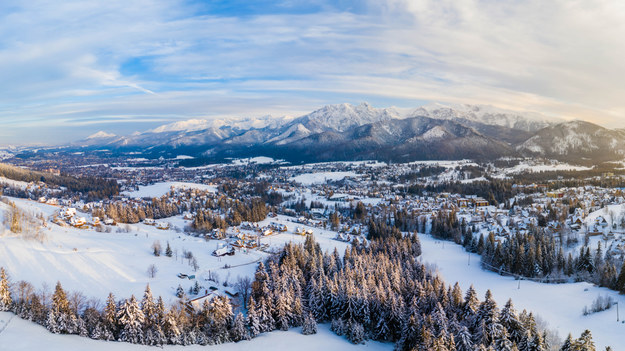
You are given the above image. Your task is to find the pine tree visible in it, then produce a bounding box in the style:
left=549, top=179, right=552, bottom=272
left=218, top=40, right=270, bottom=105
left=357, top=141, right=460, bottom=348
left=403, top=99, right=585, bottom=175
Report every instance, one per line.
left=347, top=321, right=366, bottom=344
left=103, top=293, right=118, bottom=340
left=500, top=299, right=524, bottom=344
left=48, top=281, right=78, bottom=334
left=117, top=295, right=145, bottom=344
left=301, top=311, right=317, bottom=335
left=258, top=296, right=275, bottom=332
left=0, top=267, right=12, bottom=311
left=616, top=261, right=625, bottom=293
left=176, top=285, right=185, bottom=299
left=455, top=325, right=474, bottom=351
left=462, top=285, right=479, bottom=327
left=208, top=295, right=233, bottom=343
left=230, top=312, right=251, bottom=342
left=165, top=241, right=173, bottom=257
left=141, top=285, right=161, bottom=345
left=574, top=330, right=595, bottom=351
left=247, top=297, right=261, bottom=337
left=163, top=308, right=181, bottom=345
left=560, top=333, right=573, bottom=351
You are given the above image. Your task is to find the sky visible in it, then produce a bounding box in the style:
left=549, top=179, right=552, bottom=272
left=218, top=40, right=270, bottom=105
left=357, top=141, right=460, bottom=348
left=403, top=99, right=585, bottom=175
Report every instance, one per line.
left=1, top=0, right=625, bottom=145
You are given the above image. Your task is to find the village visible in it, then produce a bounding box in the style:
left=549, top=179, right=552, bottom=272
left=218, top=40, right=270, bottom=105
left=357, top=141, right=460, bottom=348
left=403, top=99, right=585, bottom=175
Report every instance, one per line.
left=2, top=157, right=625, bottom=350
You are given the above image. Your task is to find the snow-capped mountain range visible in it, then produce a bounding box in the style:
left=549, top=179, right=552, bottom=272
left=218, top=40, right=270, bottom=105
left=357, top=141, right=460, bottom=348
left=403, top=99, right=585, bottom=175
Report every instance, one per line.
left=407, top=102, right=560, bottom=132
left=72, top=102, right=619, bottom=163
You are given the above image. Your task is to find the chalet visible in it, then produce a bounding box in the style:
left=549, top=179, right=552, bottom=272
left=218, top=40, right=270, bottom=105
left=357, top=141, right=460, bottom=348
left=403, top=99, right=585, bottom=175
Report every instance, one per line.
left=473, top=198, right=489, bottom=207
left=61, top=207, right=77, bottom=219
left=156, top=222, right=170, bottom=230
left=213, top=246, right=235, bottom=257
left=69, top=216, right=87, bottom=227
left=270, top=222, right=287, bottom=232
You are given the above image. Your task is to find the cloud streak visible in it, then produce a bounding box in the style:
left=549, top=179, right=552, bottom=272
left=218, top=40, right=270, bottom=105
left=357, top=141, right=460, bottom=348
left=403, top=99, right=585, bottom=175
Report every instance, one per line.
left=0, top=0, right=624, bottom=144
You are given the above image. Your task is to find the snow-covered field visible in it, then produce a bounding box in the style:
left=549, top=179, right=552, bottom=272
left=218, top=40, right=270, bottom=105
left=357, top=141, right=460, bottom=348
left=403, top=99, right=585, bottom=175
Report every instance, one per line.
left=419, top=234, right=624, bottom=350
left=289, top=171, right=359, bottom=185
left=494, top=161, right=592, bottom=178
left=0, top=199, right=349, bottom=305
left=0, top=312, right=392, bottom=351
left=122, top=182, right=217, bottom=198
left=0, top=176, right=28, bottom=190
left=230, top=156, right=286, bottom=165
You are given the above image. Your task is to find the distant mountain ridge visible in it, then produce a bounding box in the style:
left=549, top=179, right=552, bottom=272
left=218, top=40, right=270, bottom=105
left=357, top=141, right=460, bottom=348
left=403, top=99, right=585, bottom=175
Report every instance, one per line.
left=66, top=103, right=618, bottom=164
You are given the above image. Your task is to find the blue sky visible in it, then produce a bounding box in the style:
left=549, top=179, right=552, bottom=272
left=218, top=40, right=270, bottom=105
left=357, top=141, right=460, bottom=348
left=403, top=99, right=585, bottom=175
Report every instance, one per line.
left=1, top=0, right=625, bottom=144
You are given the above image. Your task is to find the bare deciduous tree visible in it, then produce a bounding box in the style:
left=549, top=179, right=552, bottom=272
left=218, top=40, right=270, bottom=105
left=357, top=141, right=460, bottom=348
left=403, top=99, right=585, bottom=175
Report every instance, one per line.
left=235, top=276, right=252, bottom=308
left=147, top=264, right=158, bottom=278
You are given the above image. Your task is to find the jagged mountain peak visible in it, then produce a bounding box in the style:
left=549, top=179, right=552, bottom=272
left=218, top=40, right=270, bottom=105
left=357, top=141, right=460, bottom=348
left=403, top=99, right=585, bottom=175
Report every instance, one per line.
left=292, top=102, right=401, bottom=133
left=407, top=102, right=560, bottom=132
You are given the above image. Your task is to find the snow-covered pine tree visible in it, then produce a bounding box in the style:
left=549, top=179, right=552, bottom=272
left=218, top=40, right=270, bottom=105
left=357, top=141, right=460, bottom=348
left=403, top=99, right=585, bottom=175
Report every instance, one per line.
left=574, top=330, right=595, bottom=351
left=499, top=299, right=525, bottom=345
left=230, top=312, right=250, bottom=342
left=141, top=284, right=161, bottom=345
left=49, top=281, right=78, bottom=334
left=252, top=262, right=271, bottom=301
left=117, top=295, right=145, bottom=344
left=301, top=311, right=317, bottom=335
left=347, top=321, right=366, bottom=344
left=176, top=284, right=185, bottom=299
left=208, top=295, right=233, bottom=343
left=0, top=267, right=12, bottom=311
left=476, top=290, right=504, bottom=345
left=306, top=277, right=324, bottom=320
left=330, top=318, right=346, bottom=336
left=455, top=325, right=474, bottom=351
left=102, top=292, right=118, bottom=340
left=152, top=296, right=167, bottom=345
left=273, top=290, right=291, bottom=331
left=560, top=333, right=574, bottom=351
left=257, top=296, right=275, bottom=332
left=396, top=314, right=420, bottom=350
left=163, top=308, right=182, bottom=345
left=462, top=285, right=479, bottom=328
left=246, top=297, right=261, bottom=337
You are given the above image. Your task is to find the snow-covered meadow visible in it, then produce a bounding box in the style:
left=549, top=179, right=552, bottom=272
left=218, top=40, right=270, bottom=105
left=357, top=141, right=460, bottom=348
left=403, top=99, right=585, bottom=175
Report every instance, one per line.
left=419, top=234, right=625, bottom=350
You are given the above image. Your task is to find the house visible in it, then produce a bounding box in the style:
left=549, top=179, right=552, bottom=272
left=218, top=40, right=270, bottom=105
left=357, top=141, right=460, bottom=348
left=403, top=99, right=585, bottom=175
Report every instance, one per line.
left=156, top=222, right=170, bottom=230
left=213, top=246, right=235, bottom=257
left=69, top=216, right=86, bottom=227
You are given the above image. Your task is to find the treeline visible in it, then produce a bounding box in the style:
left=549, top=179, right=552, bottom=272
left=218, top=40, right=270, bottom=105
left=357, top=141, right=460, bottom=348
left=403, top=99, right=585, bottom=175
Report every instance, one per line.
left=0, top=163, right=118, bottom=200
left=92, top=189, right=268, bottom=228
left=0, top=268, right=251, bottom=345
left=93, top=197, right=186, bottom=224
left=406, top=179, right=515, bottom=205
left=190, top=198, right=268, bottom=233
left=428, top=211, right=625, bottom=294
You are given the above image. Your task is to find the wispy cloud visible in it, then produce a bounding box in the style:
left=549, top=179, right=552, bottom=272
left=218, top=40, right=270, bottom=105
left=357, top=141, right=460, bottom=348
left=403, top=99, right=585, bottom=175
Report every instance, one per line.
left=0, top=0, right=624, bottom=144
